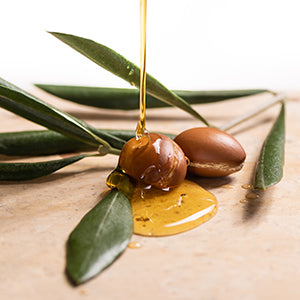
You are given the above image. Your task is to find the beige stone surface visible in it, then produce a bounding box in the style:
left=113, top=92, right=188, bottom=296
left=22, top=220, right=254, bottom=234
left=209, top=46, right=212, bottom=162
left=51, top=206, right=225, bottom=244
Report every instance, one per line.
left=0, top=89, right=299, bottom=300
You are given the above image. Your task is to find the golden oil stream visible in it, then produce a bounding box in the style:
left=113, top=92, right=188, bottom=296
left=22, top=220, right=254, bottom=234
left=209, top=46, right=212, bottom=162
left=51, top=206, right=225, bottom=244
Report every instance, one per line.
left=136, top=0, right=147, bottom=136
left=108, top=1, right=218, bottom=237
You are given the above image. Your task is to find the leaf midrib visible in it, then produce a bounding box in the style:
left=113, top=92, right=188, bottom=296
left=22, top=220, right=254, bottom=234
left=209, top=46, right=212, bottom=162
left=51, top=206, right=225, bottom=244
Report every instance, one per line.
left=79, top=191, right=119, bottom=275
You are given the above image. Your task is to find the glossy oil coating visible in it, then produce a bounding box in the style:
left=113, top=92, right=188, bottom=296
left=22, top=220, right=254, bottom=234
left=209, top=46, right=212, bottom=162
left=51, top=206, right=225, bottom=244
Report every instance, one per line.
left=119, top=133, right=187, bottom=189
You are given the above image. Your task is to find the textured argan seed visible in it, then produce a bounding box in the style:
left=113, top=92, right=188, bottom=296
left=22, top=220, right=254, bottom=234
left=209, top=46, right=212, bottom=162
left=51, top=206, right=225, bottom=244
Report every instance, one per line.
left=119, top=133, right=187, bottom=189
left=174, top=127, right=246, bottom=177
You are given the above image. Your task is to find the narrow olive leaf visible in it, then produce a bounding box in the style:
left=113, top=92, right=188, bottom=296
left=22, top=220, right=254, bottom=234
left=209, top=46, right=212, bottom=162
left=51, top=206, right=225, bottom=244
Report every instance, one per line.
left=49, top=32, right=210, bottom=126
left=0, top=77, right=102, bottom=148
left=0, top=130, right=94, bottom=156
left=66, top=189, right=133, bottom=285
left=36, top=84, right=268, bottom=110
left=0, top=154, right=87, bottom=181
left=254, top=103, right=285, bottom=189
left=0, top=129, right=175, bottom=156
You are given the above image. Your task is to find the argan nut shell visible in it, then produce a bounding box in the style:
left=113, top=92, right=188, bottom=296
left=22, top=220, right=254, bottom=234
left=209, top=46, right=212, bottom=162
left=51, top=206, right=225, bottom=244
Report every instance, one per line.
left=174, top=127, right=246, bottom=177
left=119, top=133, right=187, bottom=189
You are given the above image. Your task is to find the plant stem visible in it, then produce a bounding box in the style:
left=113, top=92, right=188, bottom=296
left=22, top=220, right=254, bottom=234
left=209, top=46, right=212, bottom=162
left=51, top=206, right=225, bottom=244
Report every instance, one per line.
left=97, top=144, right=121, bottom=156
left=220, top=93, right=286, bottom=131
left=109, top=147, right=122, bottom=156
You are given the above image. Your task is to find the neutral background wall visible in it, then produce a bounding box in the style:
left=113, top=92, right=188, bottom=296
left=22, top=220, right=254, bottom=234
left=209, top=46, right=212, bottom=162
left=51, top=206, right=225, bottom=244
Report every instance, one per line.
left=1, top=0, right=299, bottom=91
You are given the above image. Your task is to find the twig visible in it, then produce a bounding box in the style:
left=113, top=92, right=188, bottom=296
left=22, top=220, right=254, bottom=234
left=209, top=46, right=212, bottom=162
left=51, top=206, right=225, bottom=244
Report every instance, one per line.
left=220, top=93, right=286, bottom=131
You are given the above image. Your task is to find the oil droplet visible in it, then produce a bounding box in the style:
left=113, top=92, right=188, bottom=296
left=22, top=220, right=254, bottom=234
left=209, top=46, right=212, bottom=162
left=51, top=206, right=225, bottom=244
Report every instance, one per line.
left=106, top=168, right=124, bottom=189
left=79, top=289, right=87, bottom=295
left=131, top=180, right=217, bottom=236
left=246, top=192, right=259, bottom=199
left=222, top=185, right=234, bottom=189
left=240, top=198, right=248, bottom=204
left=241, top=184, right=254, bottom=190
left=128, top=242, right=142, bottom=249
left=106, top=167, right=135, bottom=199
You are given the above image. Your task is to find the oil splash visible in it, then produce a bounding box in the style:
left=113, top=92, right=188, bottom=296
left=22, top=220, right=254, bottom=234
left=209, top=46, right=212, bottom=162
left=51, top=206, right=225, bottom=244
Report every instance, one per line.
left=131, top=180, right=217, bottom=236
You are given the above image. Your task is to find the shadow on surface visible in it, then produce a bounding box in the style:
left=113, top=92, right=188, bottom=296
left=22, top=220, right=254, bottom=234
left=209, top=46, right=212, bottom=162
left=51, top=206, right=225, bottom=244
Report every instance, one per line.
left=187, top=174, right=233, bottom=190
left=242, top=188, right=274, bottom=223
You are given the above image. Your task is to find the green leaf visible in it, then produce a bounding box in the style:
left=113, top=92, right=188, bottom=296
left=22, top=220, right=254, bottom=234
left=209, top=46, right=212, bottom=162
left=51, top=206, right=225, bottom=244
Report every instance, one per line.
left=66, top=189, right=133, bottom=285
left=0, top=129, right=175, bottom=156
left=0, top=154, right=87, bottom=181
left=0, top=77, right=103, bottom=148
left=36, top=84, right=268, bottom=110
left=49, top=32, right=211, bottom=126
left=254, top=103, right=285, bottom=189
left=0, top=130, right=94, bottom=156
left=0, top=128, right=126, bottom=156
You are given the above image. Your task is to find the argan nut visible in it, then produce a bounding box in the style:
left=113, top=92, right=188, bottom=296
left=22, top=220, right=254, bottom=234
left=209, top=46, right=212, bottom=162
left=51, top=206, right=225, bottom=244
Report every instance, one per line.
left=174, top=127, right=246, bottom=177
left=119, top=133, right=187, bottom=189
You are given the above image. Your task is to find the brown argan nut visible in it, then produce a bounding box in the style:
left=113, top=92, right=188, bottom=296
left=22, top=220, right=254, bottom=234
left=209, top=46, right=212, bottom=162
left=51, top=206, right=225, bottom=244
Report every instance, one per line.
left=174, top=127, right=246, bottom=177
left=119, top=133, right=187, bottom=189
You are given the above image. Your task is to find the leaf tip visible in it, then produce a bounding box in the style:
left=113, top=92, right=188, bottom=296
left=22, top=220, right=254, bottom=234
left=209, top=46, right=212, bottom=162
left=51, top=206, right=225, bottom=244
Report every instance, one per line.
left=47, top=31, right=64, bottom=40
left=65, top=268, right=82, bottom=286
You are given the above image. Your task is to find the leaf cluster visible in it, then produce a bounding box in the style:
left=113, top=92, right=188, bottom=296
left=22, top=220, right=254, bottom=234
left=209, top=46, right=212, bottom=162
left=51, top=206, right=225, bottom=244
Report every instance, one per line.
left=0, top=32, right=285, bottom=284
